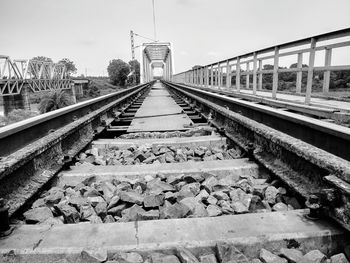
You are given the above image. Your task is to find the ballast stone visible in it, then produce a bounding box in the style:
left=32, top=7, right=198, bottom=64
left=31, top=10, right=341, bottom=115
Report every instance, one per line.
left=260, top=248, right=287, bottom=263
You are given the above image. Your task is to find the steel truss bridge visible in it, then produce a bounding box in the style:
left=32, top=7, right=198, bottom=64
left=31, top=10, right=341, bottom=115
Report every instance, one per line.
left=0, top=56, right=71, bottom=96
left=140, top=42, right=174, bottom=83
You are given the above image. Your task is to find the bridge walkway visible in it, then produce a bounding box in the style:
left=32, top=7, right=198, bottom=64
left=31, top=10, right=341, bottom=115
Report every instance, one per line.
left=127, top=81, right=193, bottom=132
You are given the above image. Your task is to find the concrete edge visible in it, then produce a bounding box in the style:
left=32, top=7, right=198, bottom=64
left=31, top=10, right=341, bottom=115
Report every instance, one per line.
left=0, top=210, right=348, bottom=262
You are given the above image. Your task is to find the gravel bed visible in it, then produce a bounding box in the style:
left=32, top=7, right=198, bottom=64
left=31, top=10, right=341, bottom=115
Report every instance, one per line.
left=21, top=170, right=302, bottom=225
left=73, top=245, right=350, bottom=263
left=75, top=144, right=243, bottom=166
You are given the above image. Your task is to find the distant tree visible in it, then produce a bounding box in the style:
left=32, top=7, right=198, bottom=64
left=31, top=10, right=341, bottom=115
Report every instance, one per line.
left=128, top=59, right=140, bottom=84
left=38, top=90, right=74, bottom=113
left=84, top=81, right=101, bottom=98
left=31, top=56, right=53, bottom=63
left=28, top=56, right=53, bottom=77
left=107, top=59, right=130, bottom=86
left=58, top=58, right=77, bottom=76
left=263, top=64, right=274, bottom=70
left=192, top=65, right=202, bottom=70
left=289, top=63, right=308, bottom=69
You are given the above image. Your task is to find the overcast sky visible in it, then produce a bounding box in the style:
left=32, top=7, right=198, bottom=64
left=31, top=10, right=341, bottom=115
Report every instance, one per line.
left=1, top=0, right=349, bottom=76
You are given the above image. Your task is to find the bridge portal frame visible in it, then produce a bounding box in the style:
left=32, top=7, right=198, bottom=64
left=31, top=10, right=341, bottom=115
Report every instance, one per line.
left=140, top=42, right=174, bottom=83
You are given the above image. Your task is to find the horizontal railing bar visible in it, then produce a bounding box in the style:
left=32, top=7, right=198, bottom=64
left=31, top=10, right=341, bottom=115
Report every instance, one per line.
left=173, top=28, right=350, bottom=75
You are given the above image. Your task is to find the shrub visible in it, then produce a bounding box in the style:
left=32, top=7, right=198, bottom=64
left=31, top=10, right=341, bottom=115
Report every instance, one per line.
left=84, top=82, right=100, bottom=98
left=1, top=109, right=38, bottom=126
left=38, top=90, right=74, bottom=113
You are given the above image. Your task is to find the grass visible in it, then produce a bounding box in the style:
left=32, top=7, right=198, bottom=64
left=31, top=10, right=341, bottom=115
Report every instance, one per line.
left=0, top=78, right=125, bottom=127
left=0, top=109, right=38, bottom=127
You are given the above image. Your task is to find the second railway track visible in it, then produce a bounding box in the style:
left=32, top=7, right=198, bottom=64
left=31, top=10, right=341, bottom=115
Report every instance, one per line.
left=0, top=81, right=350, bottom=262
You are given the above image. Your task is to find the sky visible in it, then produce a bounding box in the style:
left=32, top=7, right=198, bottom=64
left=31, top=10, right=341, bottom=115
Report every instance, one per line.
left=1, top=0, right=350, bottom=76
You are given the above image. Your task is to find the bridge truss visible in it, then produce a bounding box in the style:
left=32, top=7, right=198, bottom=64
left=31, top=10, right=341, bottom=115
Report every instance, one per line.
left=140, top=42, right=174, bottom=83
left=0, top=56, right=71, bottom=96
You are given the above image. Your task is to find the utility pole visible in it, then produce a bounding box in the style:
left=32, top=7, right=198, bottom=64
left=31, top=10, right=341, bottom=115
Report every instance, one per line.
left=130, top=30, right=135, bottom=60
left=130, top=31, right=157, bottom=61
left=152, top=0, right=157, bottom=41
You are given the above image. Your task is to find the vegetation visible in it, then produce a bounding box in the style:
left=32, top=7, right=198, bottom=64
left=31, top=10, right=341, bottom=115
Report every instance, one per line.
left=84, top=81, right=101, bottom=98
left=58, top=58, right=77, bottom=76
left=31, top=56, right=53, bottom=63
left=0, top=109, right=38, bottom=127
left=30, top=56, right=77, bottom=77
left=128, top=59, right=140, bottom=84
left=234, top=64, right=350, bottom=93
left=107, top=59, right=140, bottom=86
left=38, top=90, right=74, bottom=113
left=107, top=59, right=130, bottom=86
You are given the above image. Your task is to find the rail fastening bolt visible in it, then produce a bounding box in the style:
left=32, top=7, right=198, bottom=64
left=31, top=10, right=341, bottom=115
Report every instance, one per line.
left=305, top=194, right=322, bottom=220
left=247, top=142, right=255, bottom=159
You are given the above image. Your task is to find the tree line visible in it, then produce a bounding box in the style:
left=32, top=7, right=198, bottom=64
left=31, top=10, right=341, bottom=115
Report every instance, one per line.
left=107, top=59, right=140, bottom=86
left=235, top=63, right=350, bottom=92
left=31, top=56, right=77, bottom=76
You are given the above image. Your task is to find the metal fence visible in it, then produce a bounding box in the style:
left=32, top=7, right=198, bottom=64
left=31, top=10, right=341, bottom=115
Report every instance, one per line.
left=172, top=28, right=350, bottom=104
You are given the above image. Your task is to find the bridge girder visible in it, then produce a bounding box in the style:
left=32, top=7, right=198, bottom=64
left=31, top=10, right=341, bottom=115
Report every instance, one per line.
left=0, top=56, right=71, bottom=96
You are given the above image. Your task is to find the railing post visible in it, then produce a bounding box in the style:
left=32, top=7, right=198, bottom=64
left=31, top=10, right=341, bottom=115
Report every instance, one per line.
left=236, top=57, right=241, bottom=92
left=220, top=66, right=223, bottom=88
left=258, top=59, right=263, bottom=90
left=200, top=68, right=203, bottom=86
left=252, top=52, right=258, bottom=95
left=305, top=38, right=316, bottom=104
left=198, top=68, right=201, bottom=86
left=226, top=60, right=231, bottom=89
left=194, top=69, right=197, bottom=86
left=272, top=46, right=279, bottom=99
left=217, top=63, right=221, bottom=88
left=197, top=68, right=200, bottom=86
left=198, top=68, right=200, bottom=86
left=202, top=67, right=205, bottom=87
left=296, top=53, right=303, bottom=94
left=323, top=48, right=332, bottom=94
left=246, top=62, right=250, bottom=90
left=205, top=67, right=209, bottom=88
left=210, top=65, right=214, bottom=88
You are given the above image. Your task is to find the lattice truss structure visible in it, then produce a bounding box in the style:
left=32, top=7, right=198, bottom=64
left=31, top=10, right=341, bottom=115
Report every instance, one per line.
left=140, top=42, right=174, bottom=83
left=0, top=55, right=71, bottom=96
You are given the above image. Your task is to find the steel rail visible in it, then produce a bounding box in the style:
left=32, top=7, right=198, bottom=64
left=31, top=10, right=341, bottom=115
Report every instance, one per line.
left=178, top=84, right=350, bottom=122
left=163, top=81, right=350, bottom=161
left=0, top=82, right=153, bottom=216
left=163, top=80, right=350, bottom=231
left=0, top=82, right=152, bottom=156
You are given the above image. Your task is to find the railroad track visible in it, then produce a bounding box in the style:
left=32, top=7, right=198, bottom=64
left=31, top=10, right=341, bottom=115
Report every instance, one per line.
left=0, top=81, right=350, bottom=262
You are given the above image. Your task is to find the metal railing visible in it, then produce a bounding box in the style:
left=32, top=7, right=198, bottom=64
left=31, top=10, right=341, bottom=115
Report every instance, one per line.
left=172, top=28, right=350, bottom=104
